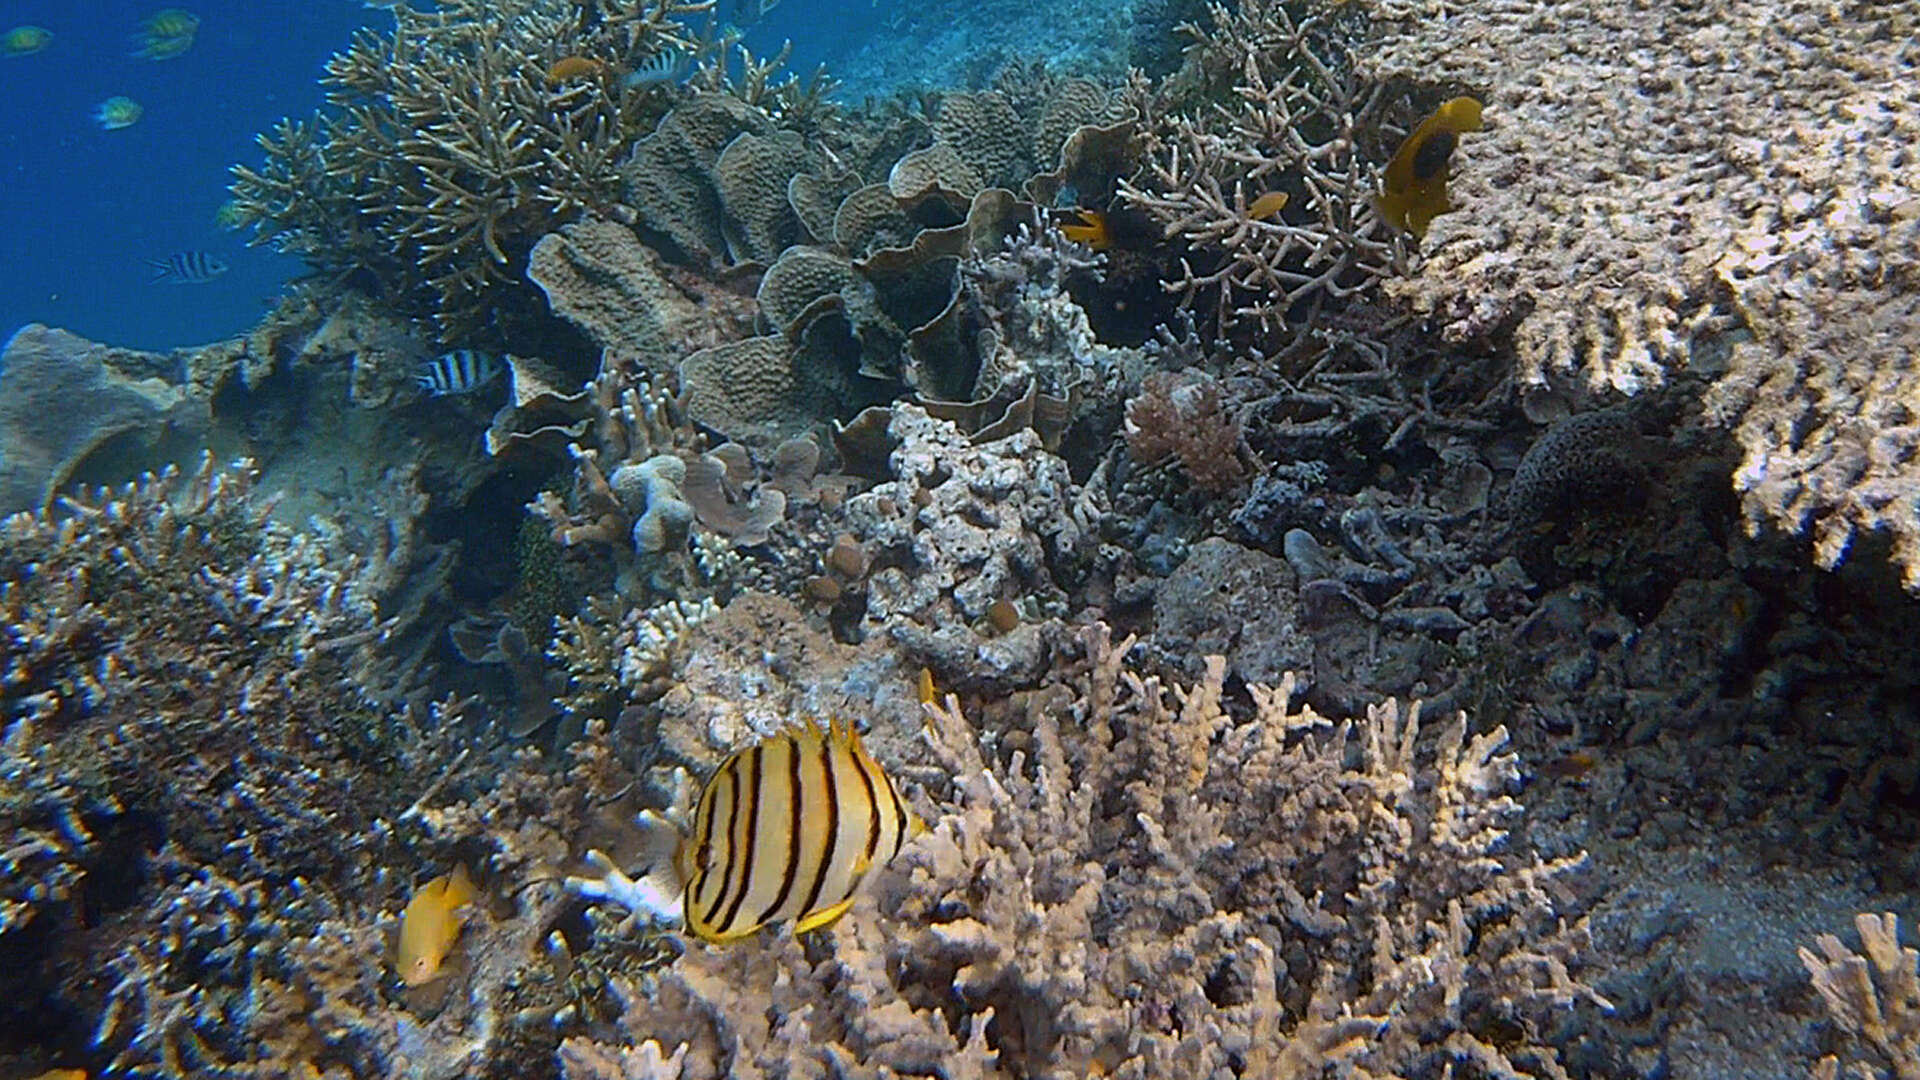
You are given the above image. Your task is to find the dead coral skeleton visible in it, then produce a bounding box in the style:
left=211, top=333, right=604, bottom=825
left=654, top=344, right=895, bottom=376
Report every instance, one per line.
left=1802, top=912, right=1920, bottom=1080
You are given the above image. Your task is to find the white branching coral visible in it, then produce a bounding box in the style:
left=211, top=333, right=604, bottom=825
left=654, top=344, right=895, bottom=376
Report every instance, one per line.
left=564, top=623, right=1609, bottom=1078
left=1803, top=913, right=1920, bottom=1080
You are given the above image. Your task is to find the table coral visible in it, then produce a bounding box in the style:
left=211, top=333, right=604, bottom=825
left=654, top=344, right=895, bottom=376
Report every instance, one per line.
left=0, top=325, right=205, bottom=515
left=1357, top=0, right=1920, bottom=586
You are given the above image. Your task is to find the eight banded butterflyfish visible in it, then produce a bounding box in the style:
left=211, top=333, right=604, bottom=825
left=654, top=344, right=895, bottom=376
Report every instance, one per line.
left=574, top=717, right=927, bottom=944
left=148, top=250, right=226, bottom=283
left=417, top=349, right=502, bottom=396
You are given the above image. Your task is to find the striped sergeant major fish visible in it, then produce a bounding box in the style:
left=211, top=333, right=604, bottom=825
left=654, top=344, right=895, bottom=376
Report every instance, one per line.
left=148, top=251, right=227, bottom=284
left=570, top=716, right=927, bottom=944
left=417, top=349, right=502, bottom=396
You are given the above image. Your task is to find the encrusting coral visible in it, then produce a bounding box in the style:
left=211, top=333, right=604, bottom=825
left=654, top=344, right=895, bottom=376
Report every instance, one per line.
left=564, top=621, right=1610, bottom=1078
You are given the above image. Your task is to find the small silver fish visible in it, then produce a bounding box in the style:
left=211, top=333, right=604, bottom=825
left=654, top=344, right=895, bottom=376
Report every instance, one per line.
left=418, top=349, right=502, bottom=396
left=148, top=251, right=228, bottom=284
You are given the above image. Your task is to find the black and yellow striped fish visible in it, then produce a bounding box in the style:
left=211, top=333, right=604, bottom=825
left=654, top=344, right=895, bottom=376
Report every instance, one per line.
left=669, top=717, right=926, bottom=944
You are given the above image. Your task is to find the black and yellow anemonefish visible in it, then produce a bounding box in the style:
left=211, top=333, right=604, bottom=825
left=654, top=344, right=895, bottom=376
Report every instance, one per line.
left=1375, top=96, right=1484, bottom=239
left=656, top=717, right=927, bottom=944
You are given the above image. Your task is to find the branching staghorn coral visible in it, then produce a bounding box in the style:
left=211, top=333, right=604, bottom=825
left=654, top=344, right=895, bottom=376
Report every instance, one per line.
left=229, top=0, right=713, bottom=334
left=1802, top=913, right=1920, bottom=1080
left=567, top=623, right=1609, bottom=1077
left=0, top=457, right=440, bottom=1074
left=1120, top=0, right=1398, bottom=353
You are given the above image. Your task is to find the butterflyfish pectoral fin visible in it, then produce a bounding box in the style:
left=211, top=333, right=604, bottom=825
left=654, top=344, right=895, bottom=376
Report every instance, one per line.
left=793, top=895, right=859, bottom=935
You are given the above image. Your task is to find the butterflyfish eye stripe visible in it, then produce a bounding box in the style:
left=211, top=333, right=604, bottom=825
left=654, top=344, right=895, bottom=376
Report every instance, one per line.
left=716, top=745, right=764, bottom=934
left=794, top=733, right=841, bottom=920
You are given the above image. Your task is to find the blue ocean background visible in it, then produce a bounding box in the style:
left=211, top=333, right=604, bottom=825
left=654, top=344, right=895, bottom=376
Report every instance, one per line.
left=0, top=0, right=840, bottom=354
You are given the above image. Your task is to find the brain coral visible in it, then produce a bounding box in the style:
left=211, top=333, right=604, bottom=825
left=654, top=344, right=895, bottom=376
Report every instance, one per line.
left=1360, top=0, right=1920, bottom=587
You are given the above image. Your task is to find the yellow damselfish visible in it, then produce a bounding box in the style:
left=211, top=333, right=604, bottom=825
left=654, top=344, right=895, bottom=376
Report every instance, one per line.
left=396, top=864, right=476, bottom=986
left=1375, top=96, right=1484, bottom=239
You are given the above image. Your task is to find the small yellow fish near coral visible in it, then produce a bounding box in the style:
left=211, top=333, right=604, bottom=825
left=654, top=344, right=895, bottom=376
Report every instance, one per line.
left=132, top=8, right=199, bottom=60
left=544, top=55, right=609, bottom=85
left=1375, top=95, right=1484, bottom=239
left=1058, top=208, right=1112, bottom=251
left=569, top=717, right=927, bottom=944
left=94, top=97, right=144, bottom=130
left=396, top=863, right=477, bottom=986
left=1247, top=190, right=1289, bottom=221
left=1, top=25, right=52, bottom=57
left=26, top=1070, right=87, bottom=1080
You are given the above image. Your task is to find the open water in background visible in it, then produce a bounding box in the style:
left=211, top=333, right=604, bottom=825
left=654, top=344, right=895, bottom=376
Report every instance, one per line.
left=0, top=0, right=830, bottom=354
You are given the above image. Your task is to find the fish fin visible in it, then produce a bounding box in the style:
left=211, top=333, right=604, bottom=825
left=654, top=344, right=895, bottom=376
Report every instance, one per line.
left=443, top=863, right=478, bottom=909
left=793, top=895, right=858, bottom=935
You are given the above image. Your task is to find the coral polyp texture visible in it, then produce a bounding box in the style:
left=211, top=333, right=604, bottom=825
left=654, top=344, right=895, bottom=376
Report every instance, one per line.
left=1357, top=0, right=1920, bottom=586
left=566, top=623, right=1609, bottom=1078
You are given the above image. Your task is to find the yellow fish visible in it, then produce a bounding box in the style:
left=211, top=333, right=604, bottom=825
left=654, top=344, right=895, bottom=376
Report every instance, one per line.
left=395, top=864, right=476, bottom=986
left=544, top=55, right=608, bottom=85
left=1058, top=208, right=1111, bottom=251
left=26, top=1070, right=87, bottom=1080
left=1, top=25, right=52, bottom=57
left=650, top=718, right=926, bottom=944
left=1376, top=96, right=1484, bottom=239
left=1247, top=190, right=1289, bottom=221
left=94, top=97, right=144, bottom=131
left=132, top=9, right=199, bottom=60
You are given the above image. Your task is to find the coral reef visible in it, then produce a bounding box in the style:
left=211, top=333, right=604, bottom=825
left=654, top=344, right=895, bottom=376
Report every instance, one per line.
left=1120, top=0, right=1396, bottom=352
left=229, top=0, right=713, bottom=333
left=0, top=459, right=398, bottom=1071
left=1803, top=913, right=1920, bottom=1080
left=566, top=621, right=1608, bottom=1078
left=1357, top=0, right=1920, bottom=586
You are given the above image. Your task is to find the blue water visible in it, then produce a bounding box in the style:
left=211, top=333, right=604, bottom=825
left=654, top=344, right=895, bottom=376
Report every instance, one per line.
left=0, top=1, right=829, bottom=354
left=0, top=1, right=381, bottom=351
